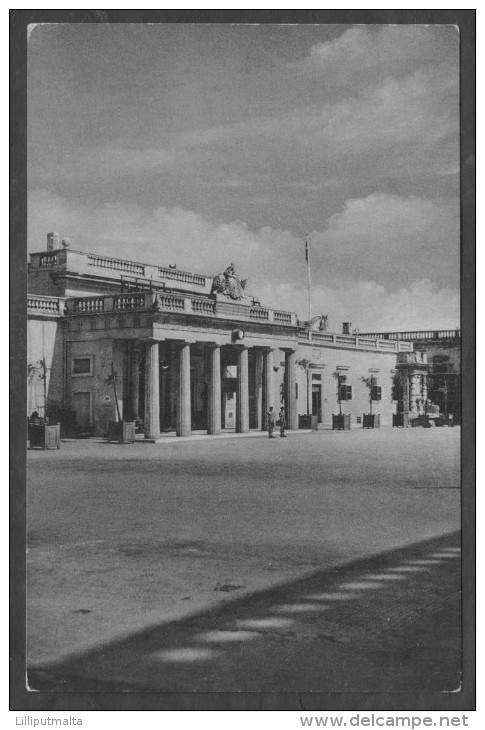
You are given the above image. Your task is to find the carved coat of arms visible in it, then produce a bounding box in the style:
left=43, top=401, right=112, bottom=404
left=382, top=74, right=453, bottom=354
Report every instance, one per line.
left=211, top=263, right=248, bottom=300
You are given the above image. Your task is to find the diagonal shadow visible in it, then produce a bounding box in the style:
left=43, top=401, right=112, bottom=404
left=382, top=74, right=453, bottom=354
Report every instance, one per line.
left=28, top=531, right=461, bottom=693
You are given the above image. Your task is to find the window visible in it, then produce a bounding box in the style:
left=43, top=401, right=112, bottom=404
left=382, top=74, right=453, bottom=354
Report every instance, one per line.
left=339, top=384, right=353, bottom=401
left=72, top=356, right=93, bottom=376
left=371, top=385, right=382, bottom=401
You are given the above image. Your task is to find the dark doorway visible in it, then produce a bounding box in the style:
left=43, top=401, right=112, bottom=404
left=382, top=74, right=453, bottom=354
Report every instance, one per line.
left=312, top=384, right=322, bottom=423
left=71, top=391, right=91, bottom=432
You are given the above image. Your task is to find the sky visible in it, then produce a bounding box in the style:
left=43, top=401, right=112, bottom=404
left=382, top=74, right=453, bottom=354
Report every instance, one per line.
left=27, top=23, right=460, bottom=331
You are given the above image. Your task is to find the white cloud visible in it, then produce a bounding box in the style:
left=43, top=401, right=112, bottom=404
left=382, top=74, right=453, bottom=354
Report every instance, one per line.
left=30, top=57, right=458, bottom=189
left=28, top=189, right=459, bottom=330
left=256, top=279, right=459, bottom=332
left=296, top=25, right=457, bottom=87
left=27, top=190, right=301, bottom=285
left=310, top=192, right=459, bottom=289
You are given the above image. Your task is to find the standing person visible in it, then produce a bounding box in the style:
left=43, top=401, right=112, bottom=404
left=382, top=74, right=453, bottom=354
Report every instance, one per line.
left=278, top=406, right=287, bottom=438
left=267, top=406, right=276, bottom=438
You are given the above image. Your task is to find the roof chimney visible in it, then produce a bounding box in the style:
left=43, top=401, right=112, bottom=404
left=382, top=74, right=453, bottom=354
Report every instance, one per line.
left=342, top=322, right=352, bottom=335
left=46, top=232, right=60, bottom=252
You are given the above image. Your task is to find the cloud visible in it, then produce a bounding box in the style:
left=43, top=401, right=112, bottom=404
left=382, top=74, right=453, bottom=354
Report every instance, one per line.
left=28, top=189, right=459, bottom=330
left=310, top=192, right=459, bottom=289
left=30, top=44, right=458, bottom=191
left=27, top=189, right=302, bottom=286
left=295, top=25, right=457, bottom=89
left=256, top=279, right=459, bottom=333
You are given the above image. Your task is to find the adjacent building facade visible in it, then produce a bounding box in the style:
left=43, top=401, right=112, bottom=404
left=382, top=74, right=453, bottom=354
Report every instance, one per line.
left=28, top=235, right=420, bottom=439
left=360, top=329, right=461, bottom=423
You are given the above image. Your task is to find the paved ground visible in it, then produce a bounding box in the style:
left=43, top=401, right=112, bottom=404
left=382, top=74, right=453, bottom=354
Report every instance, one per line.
left=26, top=426, right=461, bottom=691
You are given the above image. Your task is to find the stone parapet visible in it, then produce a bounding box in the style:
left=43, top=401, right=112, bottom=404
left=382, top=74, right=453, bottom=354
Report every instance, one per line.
left=63, top=291, right=297, bottom=328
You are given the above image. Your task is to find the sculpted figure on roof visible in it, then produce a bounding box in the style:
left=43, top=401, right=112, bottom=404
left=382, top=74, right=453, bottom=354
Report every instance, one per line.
left=211, top=263, right=248, bottom=300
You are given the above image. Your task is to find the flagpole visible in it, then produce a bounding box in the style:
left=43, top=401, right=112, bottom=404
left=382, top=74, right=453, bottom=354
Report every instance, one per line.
left=306, top=233, right=312, bottom=323
left=305, top=234, right=312, bottom=343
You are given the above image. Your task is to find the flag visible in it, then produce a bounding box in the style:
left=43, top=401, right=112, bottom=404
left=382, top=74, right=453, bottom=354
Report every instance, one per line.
left=305, top=235, right=309, bottom=263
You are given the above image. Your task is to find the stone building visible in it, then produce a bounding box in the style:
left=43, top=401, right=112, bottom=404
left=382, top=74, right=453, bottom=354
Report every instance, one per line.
left=27, top=234, right=418, bottom=438
left=360, top=329, right=461, bottom=422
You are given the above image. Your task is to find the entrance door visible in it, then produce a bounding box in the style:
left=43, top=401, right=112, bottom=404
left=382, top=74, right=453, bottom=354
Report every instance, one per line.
left=312, top=384, right=322, bottom=423
left=224, top=391, right=236, bottom=429
left=71, top=392, right=91, bottom=432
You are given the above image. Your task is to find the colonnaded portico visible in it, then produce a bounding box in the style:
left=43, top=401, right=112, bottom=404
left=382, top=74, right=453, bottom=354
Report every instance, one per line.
left=61, top=290, right=301, bottom=439
left=130, top=339, right=297, bottom=439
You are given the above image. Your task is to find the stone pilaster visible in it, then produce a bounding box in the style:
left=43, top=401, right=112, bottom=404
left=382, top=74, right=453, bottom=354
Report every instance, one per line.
left=262, top=349, right=274, bottom=427
left=177, top=343, right=191, bottom=437
left=207, top=345, right=221, bottom=435
left=285, top=349, right=298, bottom=430
left=127, top=340, right=140, bottom=422
left=166, top=342, right=177, bottom=430
left=144, top=340, right=160, bottom=439
left=236, top=346, right=249, bottom=433
left=254, top=350, right=263, bottom=430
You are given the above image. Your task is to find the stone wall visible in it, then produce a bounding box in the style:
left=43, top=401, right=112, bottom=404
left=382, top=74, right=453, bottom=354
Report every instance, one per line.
left=67, top=338, right=127, bottom=435
left=27, top=318, right=64, bottom=417
left=296, top=343, right=398, bottom=427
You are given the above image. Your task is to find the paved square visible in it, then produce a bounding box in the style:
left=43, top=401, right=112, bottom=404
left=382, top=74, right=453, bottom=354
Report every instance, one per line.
left=27, top=427, right=460, bottom=690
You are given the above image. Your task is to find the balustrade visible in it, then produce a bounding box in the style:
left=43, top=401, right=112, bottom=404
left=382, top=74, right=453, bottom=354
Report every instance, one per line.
left=27, top=296, right=61, bottom=314
left=113, top=294, right=145, bottom=310
left=377, top=340, right=398, bottom=351
left=311, top=332, right=334, bottom=343
left=61, top=290, right=297, bottom=326
left=158, top=267, right=206, bottom=287
left=87, top=254, right=145, bottom=276
left=250, top=307, right=269, bottom=321
left=39, top=254, right=58, bottom=267
left=158, top=294, right=185, bottom=311
left=335, top=335, right=356, bottom=345
left=359, top=329, right=460, bottom=341
left=191, top=299, right=216, bottom=314
left=274, top=310, right=292, bottom=324
left=72, top=297, right=105, bottom=314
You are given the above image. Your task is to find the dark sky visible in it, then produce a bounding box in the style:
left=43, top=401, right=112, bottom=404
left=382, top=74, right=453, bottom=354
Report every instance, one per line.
left=28, top=23, right=459, bottom=330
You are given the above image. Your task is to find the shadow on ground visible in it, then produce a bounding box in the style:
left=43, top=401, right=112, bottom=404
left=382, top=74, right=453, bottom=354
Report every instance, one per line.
left=29, top=531, right=461, bottom=694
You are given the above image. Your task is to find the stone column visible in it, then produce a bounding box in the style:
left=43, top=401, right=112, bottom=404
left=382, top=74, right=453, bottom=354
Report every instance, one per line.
left=166, top=342, right=177, bottom=430
left=285, top=349, right=298, bottom=430
left=127, top=340, right=140, bottom=422
left=159, top=342, right=168, bottom=430
left=207, top=345, right=221, bottom=435
left=236, top=346, right=249, bottom=433
left=144, top=341, right=160, bottom=439
left=262, top=349, right=274, bottom=428
left=254, top=350, right=263, bottom=430
left=177, top=343, right=191, bottom=437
